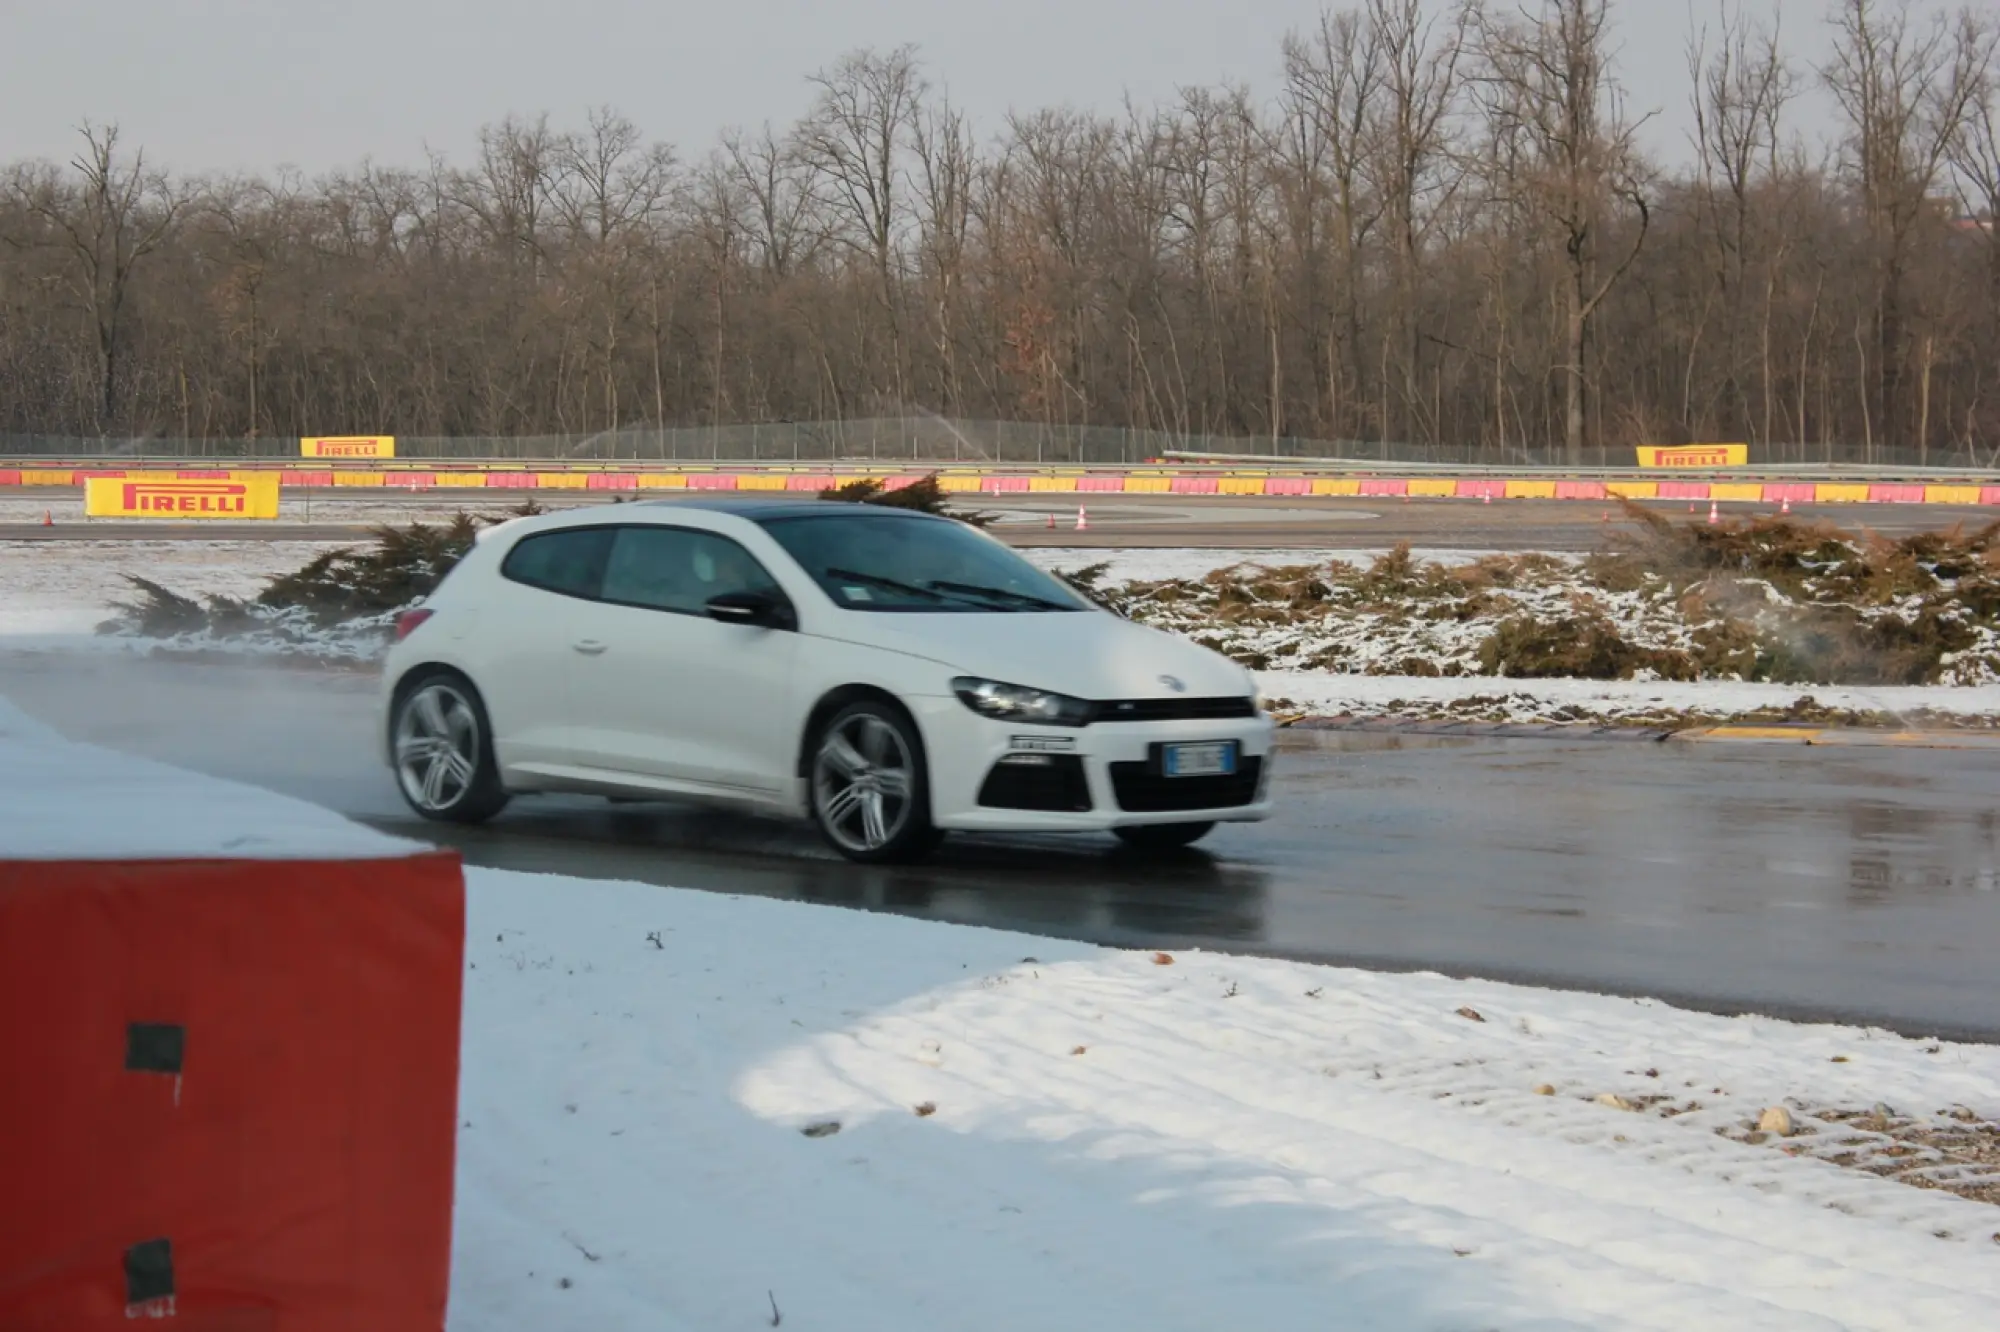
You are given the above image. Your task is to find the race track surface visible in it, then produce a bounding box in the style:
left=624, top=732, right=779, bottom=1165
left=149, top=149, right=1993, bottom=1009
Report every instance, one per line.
left=5, top=653, right=1996, bottom=1041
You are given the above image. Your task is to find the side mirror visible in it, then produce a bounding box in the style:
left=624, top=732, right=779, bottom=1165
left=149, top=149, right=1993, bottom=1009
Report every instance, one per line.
left=705, top=590, right=795, bottom=630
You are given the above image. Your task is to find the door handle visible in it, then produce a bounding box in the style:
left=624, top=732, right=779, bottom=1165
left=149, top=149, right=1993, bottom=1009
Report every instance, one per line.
left=572, top=639, right=607, bottom=655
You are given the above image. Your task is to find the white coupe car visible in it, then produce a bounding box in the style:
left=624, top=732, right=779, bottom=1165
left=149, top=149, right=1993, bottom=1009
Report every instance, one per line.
left=380, top=498, right=1274, bottom=862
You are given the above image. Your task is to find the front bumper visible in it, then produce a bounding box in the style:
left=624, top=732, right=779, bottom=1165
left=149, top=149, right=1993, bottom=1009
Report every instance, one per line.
left=908, top=695, right=1276, bottom=832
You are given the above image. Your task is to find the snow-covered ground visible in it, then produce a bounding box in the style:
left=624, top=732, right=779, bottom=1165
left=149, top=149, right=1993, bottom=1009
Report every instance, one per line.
left=0, top=539, right=347, bottom=638
left=1258, top=673, right=2000, bottom=727
left=7, top=691, right=1999, bottom=1330
left=458, top=870, right=2000, bottom=1332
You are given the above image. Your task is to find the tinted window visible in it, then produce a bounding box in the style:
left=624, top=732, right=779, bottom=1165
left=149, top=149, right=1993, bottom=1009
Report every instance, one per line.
left=759, top=512, right=1087, bottom=613
left=601, top=525, right=784, bottom=614
left=500, top=527, right=613, bottom=598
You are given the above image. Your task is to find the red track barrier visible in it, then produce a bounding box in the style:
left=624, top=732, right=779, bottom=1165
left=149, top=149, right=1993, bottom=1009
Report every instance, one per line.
left=0, top=850, right=464, bottom=1331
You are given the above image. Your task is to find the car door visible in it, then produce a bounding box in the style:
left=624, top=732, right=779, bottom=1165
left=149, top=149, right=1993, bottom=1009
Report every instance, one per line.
left=564, top=523, right=801, bottom=797
left=475, top=524, right=614, bottom=778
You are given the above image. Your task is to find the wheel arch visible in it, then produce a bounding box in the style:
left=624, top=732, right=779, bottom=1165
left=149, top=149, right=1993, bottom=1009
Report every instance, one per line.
left=386, top=662, right=486, bottom=756
left=795, top=684, right=925, bottom=780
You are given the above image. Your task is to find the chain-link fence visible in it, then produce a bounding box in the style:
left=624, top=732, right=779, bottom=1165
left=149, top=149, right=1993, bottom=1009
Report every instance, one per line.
left=2, top=418, right=1991, bottom=469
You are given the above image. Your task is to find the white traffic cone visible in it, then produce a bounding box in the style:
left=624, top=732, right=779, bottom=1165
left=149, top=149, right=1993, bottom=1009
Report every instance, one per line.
left=1075, top=506, right=1088, bottom=531
left=1707, top=500, right=1720, bottom=525
left=1482, top=490, right=1491, bottom=505
left=1780, top=495, right=1791, bottom=516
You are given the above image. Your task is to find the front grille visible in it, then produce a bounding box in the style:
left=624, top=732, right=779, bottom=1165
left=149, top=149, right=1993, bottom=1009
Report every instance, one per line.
left=1091, top=696, right=1256, bottom=723
left=1109, top=755, right=1264, bottom=812
left=978, top=754, right=1093, bottom=812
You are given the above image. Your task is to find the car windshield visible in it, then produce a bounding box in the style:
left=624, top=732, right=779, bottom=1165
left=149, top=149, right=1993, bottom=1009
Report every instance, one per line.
left=758, top=512, right=1090, bottom=613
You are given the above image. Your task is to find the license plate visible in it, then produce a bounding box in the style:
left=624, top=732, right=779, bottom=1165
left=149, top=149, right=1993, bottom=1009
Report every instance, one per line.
left=1163, top=741, right=1236, bottom=777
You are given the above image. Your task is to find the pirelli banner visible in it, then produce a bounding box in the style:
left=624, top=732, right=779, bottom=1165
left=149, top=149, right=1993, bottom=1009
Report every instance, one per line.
left=84, top=472, right=282, bottom=519
left=302, top=435, right=395, bottom=459
left=1636, top=444, right=1748, bottom=468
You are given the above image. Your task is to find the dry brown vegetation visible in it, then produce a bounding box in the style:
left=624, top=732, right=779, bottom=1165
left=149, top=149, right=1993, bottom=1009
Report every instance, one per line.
left=1073, top=509, right=2000, bottom=685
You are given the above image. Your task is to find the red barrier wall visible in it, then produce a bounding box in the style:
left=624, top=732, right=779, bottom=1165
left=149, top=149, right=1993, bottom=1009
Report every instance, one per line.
left=1866, top=483, right=1925, bottom=503
left=0, top=850, right=464, bottom=1332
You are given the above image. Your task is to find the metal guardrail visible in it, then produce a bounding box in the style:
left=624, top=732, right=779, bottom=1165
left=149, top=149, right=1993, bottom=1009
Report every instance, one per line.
left=5, top=418, right=1995, bottom=470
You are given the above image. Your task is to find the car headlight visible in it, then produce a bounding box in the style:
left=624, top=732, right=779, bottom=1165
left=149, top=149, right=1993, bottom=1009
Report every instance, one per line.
left=952, top=677, right=1094, bottom=727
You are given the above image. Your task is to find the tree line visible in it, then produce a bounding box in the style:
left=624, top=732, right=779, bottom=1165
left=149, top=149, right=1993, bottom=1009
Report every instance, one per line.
left=3, top=0, right=1997, bottom=462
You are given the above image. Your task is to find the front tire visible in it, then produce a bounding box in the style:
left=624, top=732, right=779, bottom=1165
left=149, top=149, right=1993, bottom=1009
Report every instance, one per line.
left=809, top=701, right=938, bottom=863
left=391, top=673, right=510, bottom=824
left=1113, top=821, right=1215, bottom=851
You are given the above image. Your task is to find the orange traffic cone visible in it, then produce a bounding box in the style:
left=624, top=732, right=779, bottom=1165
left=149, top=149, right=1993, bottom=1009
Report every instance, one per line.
left=42, top=509, right=53, bottom=527
left=1045, top=511, right=1055, bottom=529
left=1707, top=500, right=1720, bottom=525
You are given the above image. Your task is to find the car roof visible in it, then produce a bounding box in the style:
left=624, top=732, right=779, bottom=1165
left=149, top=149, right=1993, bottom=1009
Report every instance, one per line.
left=478, top=496, right=950, bottom=544
left=630, top=496, right=944, bottom=523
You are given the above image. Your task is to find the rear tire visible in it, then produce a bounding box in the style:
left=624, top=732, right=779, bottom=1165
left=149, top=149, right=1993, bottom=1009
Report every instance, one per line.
left=809, top=701, right=938, bottom=864
left=391, top=672, right=510, bottom=824
left=1113, top=821, right=1215, bottom=851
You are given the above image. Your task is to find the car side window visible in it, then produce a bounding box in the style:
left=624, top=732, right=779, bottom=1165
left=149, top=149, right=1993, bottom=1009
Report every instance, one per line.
left=499, top=527, right=614, bottom=599
left=601, top=526, right=783, bottom=614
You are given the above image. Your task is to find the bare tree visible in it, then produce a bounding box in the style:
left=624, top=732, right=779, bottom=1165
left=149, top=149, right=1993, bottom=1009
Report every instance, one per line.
left=1686, top=2, right=1798, bottom=441
left=5, top=123, right=182, bottom=427
left=910, top=94, right=978, bottom=413
left=800, top=45, right=928, bottom=400
left=1821, top=0, right=1994, bottom=454
left=1476, top=0, right=1653, bottom=461
left=1281, top=11, right=1385, bottom=440
left=720, top=123, right=824, bottom=281
left=1368, top=0, right=1470, bottom=446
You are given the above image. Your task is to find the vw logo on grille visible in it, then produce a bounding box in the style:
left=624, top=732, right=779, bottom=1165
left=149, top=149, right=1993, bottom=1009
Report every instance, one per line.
left=1158, top=674, right=1186, bottom=692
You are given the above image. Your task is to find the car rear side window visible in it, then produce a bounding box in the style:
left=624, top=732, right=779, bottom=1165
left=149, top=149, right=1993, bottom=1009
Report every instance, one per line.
left=500, top=527, right=614, bottom=599
left=600, top=526, right=783, bottom=614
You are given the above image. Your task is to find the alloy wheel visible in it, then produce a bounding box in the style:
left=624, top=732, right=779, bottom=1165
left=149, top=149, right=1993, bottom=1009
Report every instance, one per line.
left=812, top=712, right=916, bottom=855
left=395, top=682, right=482, bottom=814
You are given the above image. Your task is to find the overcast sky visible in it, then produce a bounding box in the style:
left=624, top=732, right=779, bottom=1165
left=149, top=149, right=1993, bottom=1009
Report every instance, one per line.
left=4, top=0, right=1859, bottom=175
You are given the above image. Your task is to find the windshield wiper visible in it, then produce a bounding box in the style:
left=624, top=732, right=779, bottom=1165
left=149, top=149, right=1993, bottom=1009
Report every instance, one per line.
left=823, top=567, right=947, bottom=602
left=926, top=580, right=1076, bottom=612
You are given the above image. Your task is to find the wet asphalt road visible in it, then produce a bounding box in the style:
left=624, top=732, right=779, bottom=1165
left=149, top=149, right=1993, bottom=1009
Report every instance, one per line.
left=3, top=492, right=1994, bottom=550
left=4, top=652, right=1997, bottom=1040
